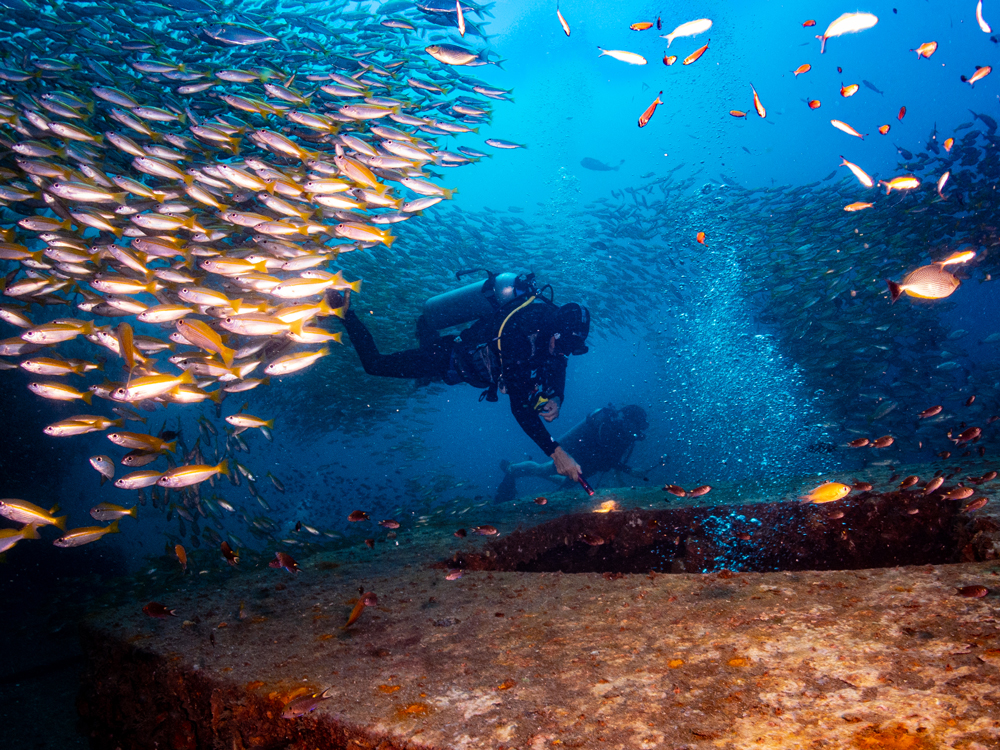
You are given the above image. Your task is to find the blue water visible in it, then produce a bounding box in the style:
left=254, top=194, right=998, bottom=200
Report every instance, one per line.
left=0, top=0, right=997, bottom=633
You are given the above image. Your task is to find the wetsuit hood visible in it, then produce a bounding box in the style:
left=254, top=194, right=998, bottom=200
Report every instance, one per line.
left=553, top=302, right=590, bottom=355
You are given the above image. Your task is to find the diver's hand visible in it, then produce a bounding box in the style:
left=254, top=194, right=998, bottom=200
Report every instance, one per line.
left=540, top=399, right=560, bottom=422
left=551, top=446, right=581, bottom=482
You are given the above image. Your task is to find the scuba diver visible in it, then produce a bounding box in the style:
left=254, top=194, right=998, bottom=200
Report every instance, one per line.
left=495, top=404, right=648, bottom=502
left=329, top=271, right=592, bottom=484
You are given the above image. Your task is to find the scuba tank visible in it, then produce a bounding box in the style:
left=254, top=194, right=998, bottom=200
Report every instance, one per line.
left=420, top=269, right=537, bottom=332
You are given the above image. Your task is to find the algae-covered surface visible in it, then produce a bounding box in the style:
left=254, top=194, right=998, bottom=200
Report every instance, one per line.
left=77, top=467, right=1000, bottom=750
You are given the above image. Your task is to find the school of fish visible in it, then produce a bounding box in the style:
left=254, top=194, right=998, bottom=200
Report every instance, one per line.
left=0, top=2, right=998, bottom=592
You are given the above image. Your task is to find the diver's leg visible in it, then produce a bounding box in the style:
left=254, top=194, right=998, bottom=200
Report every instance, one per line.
left=506, top=460, right=556, bottom=479
left=342, top=310, right=450, bottom=379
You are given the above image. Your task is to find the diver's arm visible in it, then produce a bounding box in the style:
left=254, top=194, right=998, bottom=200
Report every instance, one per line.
left=551, top=446, right=582, bottom=482
left=510, top=396, right=560, bottom=455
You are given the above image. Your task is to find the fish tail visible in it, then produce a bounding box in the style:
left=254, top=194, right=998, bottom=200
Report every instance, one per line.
left=21, top=523, right=40, bottom=540
left=53, top=515, right=67, bottom=531
left=382, top=233, right=396, bottom=247
left=164, top=440, right=177, bottom=453
left=220, top=344, right=235, bottom=368
left=129, top=506, right=138, bottom=518
left=81, top=390, right=93, bottom=404
left=217, top=459, right=230, bottom=477
left=886, top=280, right=902, bottom=303
left=107, top=519, right=120, bottom=534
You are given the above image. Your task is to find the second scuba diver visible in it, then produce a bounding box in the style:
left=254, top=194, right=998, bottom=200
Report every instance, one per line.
left=328, top=271, right=591, bottom=483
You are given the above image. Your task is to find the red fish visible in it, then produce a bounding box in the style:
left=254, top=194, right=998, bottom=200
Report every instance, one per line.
left=221, top=541, right=239, bottom=566
left=344, top=591, right=378, bottom=629
left=638, top=91, right=663, bottom=128
left=348, top=510, right=369, bottom=522
left=683, top=41, right=709, bottom=65
left=897, top=106, right=906, bottom=121
left=143, top=601, right=177, bottom=618
left=269, top=551, right=299, bottom=574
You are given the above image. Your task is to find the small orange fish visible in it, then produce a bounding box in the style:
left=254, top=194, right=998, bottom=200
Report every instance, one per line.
left=899, top=476, right=920, bottom=489
left=919, top=405, right=943, bottom=418
left=344, top=591, right=377, bottom=629
left=663, top=54, right=677, bottom=65
left=534, top=496, right=547, bottom=505
left=221, top=540, right=239, bottom=566
left=962, top=65, right=992, bottom=86
left=638, top=91, right=663, bottom=128
left=696, top=231, right=706, bottom=244
left=794, top=63, right=811, bottom=76
left=630, top=22, right=654, bottom=31
left=175, top=543, right=187, bottom=571
left=943, top=137, right=954, bottom=151
left=938, top=249, right=975, bottom=266
left=844, top=202, right=873, bottom=212
left=800, top=482, right=852, bottom=504
left=729, top=109, right=747, bottom=118
left=912, top=41, right=937, bottom=58
left=808, top=99, right=821, bottom=109
left=878, top=124, right=891, bottom=135
left=840, top=83, right=859, bottom=96
left=871, top=435, right=895, bottom=448
left=751, top=83, right=766, bottom=117
left=898, top=105, right=906, bottom=121
left=802, top=19, right=816, bottom=27
left=688, top=485, right=712, bottom=497
left=556, top=8, right=570, bottom=36
left=664, top=484, right=687, bottom=497
left=348, top=509, right=369, bottom=522
left=683, top=40, right=709, bottom=65
left=848, top=438, right=870, bottom=447
left=472, top=525, right=498, bottom=535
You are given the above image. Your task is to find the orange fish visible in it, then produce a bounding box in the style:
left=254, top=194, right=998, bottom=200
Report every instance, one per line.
left=794, top=63, right=811, bottom=76
left=808, top=99, right=821, bottom=109
left=696, top=231, right=706, bottom=244
left=729, top=109, right=747, bottom=118
left=912, top=41, right=937, bottom=58
left=844, top=202, right=873, bottom=211
left=556, top=8, right=570, bottom=36
left=802, top=19, right=816, bottom=27
left=638, top=91, right=663, bottom=128
left=630, top=22, right=654, bottom=31
left=662, top=54, right=677, bottom=65
left=344, top=591, right=377, bottom=629
left=962, top=65, right=992, bottom=86
left=898, top=105, right=906, bottom=121
left=175, top=543, right=187, bottom=571
left=943, top=137, right=954, bottom=151
left=348, top=509, right=369, bottom=521
left=751, top=83, right=766, bottom=117
left=683, top=40, right=709, bottom=65
left=878, top=124, right=890, bottom=135
left=840, top=83, right=859, bottom=96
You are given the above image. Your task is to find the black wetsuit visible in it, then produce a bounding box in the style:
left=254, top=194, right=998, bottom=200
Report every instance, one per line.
left=341, top=302, right=567, bottom=456
left=558, top=406, right=638, bottom=476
